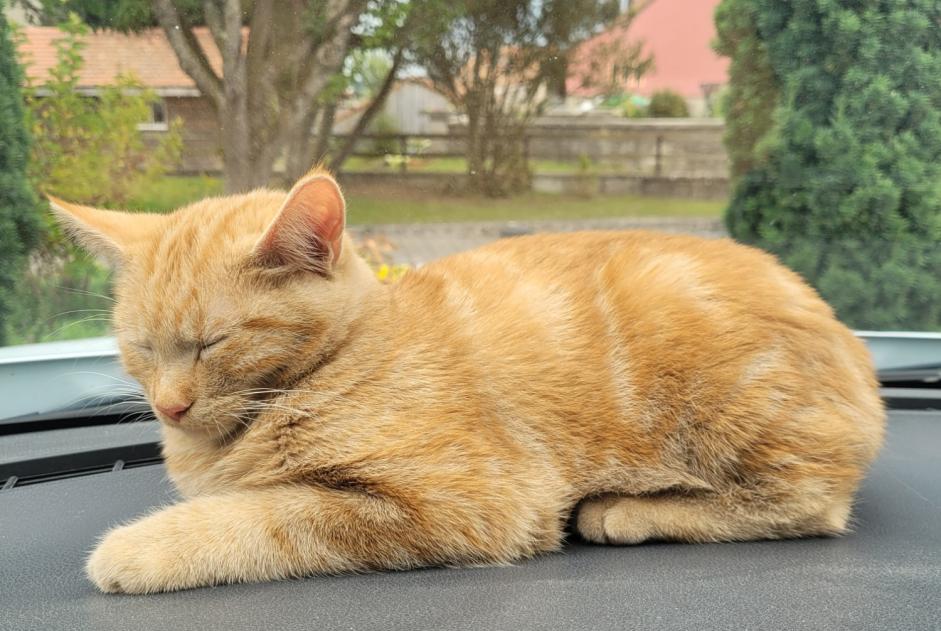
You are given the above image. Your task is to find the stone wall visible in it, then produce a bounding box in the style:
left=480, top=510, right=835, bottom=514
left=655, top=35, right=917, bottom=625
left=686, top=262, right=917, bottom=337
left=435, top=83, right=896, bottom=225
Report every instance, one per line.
left=338, top=171, right=728, bottom=200
left=449, top=116, right=729, bottom=179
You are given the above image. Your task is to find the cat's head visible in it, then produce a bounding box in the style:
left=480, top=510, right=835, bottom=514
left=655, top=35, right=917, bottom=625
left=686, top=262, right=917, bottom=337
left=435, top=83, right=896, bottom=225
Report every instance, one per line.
left=50, top=171, right=379, bottom=437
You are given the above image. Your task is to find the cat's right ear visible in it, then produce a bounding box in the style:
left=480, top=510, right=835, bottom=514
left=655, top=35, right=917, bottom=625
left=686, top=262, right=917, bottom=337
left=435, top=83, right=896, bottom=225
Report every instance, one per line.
left=48, top=196, right=166, bottom=265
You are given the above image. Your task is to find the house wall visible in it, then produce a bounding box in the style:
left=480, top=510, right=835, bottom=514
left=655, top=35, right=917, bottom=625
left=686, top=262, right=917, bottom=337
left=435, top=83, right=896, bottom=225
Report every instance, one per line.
left=382, top=82, right=453, bottom=135
left=333, top=82, right=455, bottom=137
left=142, top=96, right=222, bottom=174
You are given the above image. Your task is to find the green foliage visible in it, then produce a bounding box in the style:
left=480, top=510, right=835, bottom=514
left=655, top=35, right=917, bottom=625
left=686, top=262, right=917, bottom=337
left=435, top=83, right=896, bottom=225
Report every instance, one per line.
left=346, top=50, right=394, bottom=99
left=647, top=90, right=689, bottom=118
left=8, top=13, right=183, bottom=344
left=714, top=0, right=778, bottom=178
left=0, top=3, right=42, bottom=346
left=23, top=14, right=182, bottom=205
left=719, top=0, right=941, bottom=331
left=576, top=34, right=654, bottom=99
left=412, top=0, right=622, bottom=196
left=14, top=0, right=185, bottom=31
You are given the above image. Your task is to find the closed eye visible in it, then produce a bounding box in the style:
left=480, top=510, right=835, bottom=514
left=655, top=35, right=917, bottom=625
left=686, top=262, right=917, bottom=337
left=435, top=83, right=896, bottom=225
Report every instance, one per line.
left=197, top=334, right=228, bottom=358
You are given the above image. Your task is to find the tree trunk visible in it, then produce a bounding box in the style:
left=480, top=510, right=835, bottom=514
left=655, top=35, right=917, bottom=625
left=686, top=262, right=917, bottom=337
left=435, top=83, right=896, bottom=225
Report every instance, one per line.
left=329, top=48, right=405, bottom=173
left=465, top=95, right=486, bottom=194
left=282, top=101, right=335, bottom=185
left=311, top=102, right=338, bottom=166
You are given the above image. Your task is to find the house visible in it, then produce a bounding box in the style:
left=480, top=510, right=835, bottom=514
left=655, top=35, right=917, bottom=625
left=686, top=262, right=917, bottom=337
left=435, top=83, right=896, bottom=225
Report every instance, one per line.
left=18, top=26, right=225, bottom=173
left=567, top=0, right=729, bottom=115
left=332, top=78, right=455, bottom=137
left=17, top=26, right=458, bottom=173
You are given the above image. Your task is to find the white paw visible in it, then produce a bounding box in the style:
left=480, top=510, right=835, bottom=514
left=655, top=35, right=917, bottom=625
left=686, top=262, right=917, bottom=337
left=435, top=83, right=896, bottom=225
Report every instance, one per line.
left=576, top=496, right=651, bottom=545
left=86, top=519, right=188, bottom=594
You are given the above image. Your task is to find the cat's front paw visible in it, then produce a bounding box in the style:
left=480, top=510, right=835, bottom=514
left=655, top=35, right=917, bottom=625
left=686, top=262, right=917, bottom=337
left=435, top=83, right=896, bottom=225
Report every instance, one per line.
left=86, top=518, right=188, bottom=594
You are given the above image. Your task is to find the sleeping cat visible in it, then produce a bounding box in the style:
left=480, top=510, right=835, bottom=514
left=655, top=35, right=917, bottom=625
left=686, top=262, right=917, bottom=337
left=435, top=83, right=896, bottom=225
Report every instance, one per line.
left=50, top=169, right=885, bottom=594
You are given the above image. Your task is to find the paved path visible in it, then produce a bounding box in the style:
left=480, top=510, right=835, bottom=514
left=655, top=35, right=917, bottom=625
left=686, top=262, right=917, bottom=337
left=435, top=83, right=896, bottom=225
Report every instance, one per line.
left=349, top=217, right=726, bottom=266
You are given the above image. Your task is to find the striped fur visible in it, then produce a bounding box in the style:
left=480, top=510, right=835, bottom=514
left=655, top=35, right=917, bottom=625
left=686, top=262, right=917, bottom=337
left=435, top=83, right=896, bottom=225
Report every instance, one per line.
left=50, top=171, right=885, bottom=594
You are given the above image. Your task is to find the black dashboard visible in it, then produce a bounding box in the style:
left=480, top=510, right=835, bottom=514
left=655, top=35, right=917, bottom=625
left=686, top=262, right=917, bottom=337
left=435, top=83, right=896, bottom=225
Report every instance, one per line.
left=1, top=410, right=939, bottom=630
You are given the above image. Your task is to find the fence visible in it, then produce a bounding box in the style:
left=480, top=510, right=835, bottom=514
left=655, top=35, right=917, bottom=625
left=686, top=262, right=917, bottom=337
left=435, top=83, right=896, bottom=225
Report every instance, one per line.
left=332, top=119, right=728, bottom=180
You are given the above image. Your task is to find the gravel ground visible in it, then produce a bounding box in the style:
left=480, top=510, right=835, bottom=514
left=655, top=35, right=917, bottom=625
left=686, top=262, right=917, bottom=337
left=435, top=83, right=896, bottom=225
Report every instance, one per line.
left=349, top=217, right=726, bottom=266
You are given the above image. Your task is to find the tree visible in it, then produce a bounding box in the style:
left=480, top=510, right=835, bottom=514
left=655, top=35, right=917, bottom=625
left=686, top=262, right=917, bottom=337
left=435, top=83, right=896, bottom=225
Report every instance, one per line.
left=22, top=14, right=182, bottom=205
left=713, top=0, right=777, bottom=179
left=413, top=0, right=623, bottom=196
left=20, top=0, right=371, bottom=192
left=0, top=3, right=42, bottom=345
left=16, top=1, right=416, bottom=183
left=717, top=0, right=941, bottom=331
left=9, top=13, right=181, bottom=344
left=567, top=4, right=654, bottom=101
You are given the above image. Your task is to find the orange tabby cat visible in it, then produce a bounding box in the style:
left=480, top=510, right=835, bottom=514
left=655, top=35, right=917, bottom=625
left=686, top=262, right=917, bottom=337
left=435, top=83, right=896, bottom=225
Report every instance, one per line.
left=50, top=169, right=884, bottom=594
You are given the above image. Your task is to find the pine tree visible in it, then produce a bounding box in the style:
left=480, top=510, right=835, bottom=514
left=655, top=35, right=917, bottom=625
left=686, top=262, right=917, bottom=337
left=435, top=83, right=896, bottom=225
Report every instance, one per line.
left=718, top=0, right=941, bottom=330
left=0, top=2, right=42, bottom=345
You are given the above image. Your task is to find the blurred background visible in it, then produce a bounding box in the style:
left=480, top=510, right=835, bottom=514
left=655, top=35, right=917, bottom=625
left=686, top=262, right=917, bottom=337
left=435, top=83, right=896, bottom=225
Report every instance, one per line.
left=1, top=0, right=939, bottom=346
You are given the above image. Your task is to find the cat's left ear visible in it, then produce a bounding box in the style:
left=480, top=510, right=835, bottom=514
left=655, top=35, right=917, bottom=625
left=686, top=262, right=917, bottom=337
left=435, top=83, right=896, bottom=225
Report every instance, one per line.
left=253, top=172, right=346, bottom=276
left=48, top=195, right=167, bottom=266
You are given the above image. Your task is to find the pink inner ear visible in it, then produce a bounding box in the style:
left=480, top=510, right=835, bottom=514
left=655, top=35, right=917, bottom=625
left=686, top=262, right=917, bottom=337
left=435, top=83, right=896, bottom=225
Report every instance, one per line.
left=257, top=176, right=346, bottom=272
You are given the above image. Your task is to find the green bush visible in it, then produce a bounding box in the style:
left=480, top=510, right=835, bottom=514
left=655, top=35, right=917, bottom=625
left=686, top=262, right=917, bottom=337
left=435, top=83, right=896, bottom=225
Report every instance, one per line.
left=718, top=0, right=941, bottom=331
left=647, top=90, right=689, bottom=118
left=7, top=13, right=183, bottom=344
left=0, top=4, right=42, bottom=345
left=714, top=0, right=778, bottom=179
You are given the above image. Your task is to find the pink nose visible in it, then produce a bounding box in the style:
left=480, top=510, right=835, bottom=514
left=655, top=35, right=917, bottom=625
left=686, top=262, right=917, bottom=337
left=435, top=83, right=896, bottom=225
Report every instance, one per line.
left=155, top=401, right=192, bottom=422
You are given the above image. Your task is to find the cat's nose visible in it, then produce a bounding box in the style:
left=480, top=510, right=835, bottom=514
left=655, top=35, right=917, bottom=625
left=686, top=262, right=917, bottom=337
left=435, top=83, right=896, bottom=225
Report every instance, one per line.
left=155, top=400, right=193, bottom=422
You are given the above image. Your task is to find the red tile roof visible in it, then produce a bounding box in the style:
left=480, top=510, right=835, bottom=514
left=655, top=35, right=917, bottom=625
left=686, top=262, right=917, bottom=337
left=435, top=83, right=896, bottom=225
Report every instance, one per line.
left=18, top=26, right=222, bottom=92
left=568, top=0, right=728, bottom=99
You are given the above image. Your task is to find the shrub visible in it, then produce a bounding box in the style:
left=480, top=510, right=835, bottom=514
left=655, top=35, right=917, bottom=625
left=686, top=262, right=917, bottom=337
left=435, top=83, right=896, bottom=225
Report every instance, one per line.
left=718, top=0, right=941, bottom=331
left=8, top=13, right=183, bottom=343
left=0, top=4, right=42, bottom=345
left=647, top=90, right=689, bottom=118
left=713, top=0, right=778, bottom=179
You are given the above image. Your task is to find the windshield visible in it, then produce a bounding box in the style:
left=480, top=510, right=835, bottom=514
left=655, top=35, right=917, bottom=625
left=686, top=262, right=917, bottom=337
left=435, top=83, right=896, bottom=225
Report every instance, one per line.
left=0, top=0, right=939, bottom=423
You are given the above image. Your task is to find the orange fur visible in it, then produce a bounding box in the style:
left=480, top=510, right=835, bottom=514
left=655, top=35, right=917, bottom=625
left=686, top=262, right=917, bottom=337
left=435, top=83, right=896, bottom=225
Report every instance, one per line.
left=50, top=171, right=885, bottom=594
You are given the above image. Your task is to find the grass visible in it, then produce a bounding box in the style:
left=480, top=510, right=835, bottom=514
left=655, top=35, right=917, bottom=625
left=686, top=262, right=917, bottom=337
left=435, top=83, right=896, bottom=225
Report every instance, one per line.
left=345, top=191, right=724, bottom=224
left=127, top=176, right=725, bottom=224
left=128, top=174, right=224, bottom=213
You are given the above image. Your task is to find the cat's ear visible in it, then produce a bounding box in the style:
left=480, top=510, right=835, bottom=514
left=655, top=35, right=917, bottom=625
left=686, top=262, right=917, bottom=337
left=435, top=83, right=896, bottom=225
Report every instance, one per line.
left=48, top=195, right=166, bottom=265
left=252, top=172, right=346, bottom=276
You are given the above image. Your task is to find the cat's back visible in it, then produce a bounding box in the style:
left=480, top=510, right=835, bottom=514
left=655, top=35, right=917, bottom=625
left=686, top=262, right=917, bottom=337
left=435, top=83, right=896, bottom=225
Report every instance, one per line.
left=408, top=229, right=834, bottom=330
left=393, top=230, right=881, bottom=459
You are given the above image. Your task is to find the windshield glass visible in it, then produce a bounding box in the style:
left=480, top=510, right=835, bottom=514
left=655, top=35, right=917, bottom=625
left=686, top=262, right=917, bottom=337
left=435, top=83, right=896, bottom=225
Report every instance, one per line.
left=0, top=0, right=938, bottom=355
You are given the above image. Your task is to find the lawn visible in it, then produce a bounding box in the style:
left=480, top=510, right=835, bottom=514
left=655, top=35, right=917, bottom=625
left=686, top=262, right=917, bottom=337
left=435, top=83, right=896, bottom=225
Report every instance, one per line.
left=128, top=174, right=224, bottom=213
left=128, top=176, right=725, bottom=223
left=345, top=191, right=724, bottom=224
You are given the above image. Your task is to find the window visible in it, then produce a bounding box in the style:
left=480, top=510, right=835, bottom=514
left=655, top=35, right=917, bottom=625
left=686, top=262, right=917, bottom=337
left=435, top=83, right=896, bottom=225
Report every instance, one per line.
left=137, top=99, right=169, bottom=132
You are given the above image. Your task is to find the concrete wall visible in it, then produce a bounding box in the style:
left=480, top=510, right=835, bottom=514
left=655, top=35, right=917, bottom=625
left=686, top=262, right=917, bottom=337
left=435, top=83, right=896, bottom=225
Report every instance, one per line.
left=532, top=173, right=728, bottom=200
left=338, top=171, right=728, bottom=200
left=158, top=100, right=730, bottom=190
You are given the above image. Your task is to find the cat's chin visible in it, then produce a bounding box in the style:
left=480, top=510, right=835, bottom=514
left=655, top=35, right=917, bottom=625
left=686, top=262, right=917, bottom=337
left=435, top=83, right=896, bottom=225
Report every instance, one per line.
left=157, top=411, right=250, bottom=441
